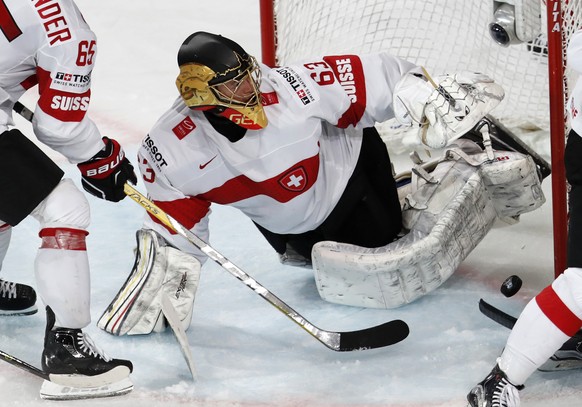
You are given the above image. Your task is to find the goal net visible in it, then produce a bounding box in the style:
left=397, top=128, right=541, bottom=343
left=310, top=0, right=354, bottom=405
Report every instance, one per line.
left=259, top=0, right=582, bottom=276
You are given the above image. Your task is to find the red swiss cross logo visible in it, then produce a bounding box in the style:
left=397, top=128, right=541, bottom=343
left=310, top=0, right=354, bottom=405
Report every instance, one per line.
left=278, top=167, right=308, bottom=192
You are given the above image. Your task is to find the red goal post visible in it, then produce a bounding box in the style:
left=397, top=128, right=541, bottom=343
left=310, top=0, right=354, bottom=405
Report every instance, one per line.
left=259, top=0, right=582, bottom=278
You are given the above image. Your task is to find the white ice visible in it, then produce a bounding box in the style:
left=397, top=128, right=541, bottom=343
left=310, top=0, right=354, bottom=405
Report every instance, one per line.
left=1, top=1, right=580, bottom=405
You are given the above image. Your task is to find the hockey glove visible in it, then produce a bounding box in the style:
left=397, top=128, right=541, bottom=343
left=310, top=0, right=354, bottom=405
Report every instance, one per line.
left=393, top=70, right=505, bottom=149
left=420, top=72, right=504, bottom=148
left=77, top=137, right=138, bottom=202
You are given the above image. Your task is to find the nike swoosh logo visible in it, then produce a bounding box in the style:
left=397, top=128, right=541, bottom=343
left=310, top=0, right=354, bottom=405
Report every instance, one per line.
left=199, top=155, right=217, bottom=169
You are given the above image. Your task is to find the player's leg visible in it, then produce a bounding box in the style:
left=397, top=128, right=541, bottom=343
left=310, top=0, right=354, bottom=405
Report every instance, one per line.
left=0, top=128, right=63, bottom=315
left=256, top=127, right=401, bottom=265
left=469, top=266, right=582, bottom=405
left=0, top=223, right=37, bottom=315
left=31, top=178, right=133, bottom=384
left=565, top=130, right=582, bottom=268
left=319, top=127, right=402, bottom=247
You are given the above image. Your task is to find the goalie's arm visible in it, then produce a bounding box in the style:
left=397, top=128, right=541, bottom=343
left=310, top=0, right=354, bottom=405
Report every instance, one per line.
left=138, top=154, right=211, bottom=265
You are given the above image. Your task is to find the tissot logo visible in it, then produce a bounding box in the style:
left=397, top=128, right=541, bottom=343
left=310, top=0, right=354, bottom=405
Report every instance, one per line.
left=55, top=72, right=91, bottom=84
left=274, top=67, right=314, bottom=105
left=278, top=167, right=308, bottom=192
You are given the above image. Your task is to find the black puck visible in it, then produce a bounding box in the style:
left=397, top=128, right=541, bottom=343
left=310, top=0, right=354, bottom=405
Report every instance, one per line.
left=501, top=275, right=522, bottom=297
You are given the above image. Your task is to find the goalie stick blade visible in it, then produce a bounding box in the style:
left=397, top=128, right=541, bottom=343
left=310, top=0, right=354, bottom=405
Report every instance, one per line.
left=335, top=319, right=409, bottom=351
left=160, top=292, right=197, bottom=380
left=478, top=299, right=517, bottom=329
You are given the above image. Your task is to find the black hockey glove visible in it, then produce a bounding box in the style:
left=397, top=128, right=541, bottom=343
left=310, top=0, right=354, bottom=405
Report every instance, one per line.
left=77, top=137, right=138, bottom=202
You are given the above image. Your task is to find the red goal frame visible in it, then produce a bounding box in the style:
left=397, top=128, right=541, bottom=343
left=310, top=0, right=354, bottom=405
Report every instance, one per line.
left=259, top=0, right=570, bottom=278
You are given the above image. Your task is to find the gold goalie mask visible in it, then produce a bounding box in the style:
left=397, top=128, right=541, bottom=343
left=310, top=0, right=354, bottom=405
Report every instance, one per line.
left=175, top=32, right=267, bottom=130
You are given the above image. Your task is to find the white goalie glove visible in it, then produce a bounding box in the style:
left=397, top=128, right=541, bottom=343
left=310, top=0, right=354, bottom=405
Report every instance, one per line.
left=393, top=70, right=505, bottom=149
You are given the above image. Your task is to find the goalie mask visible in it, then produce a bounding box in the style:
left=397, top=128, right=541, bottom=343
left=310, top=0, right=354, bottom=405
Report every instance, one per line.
left=175, top=31, right=267, bottom=130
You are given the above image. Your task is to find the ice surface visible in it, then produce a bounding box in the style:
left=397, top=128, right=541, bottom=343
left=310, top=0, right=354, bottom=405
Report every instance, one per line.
left=2, top=0, right=579, bottom=405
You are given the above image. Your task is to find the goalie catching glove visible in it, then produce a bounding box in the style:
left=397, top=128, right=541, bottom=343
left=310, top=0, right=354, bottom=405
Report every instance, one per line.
left=393, top=70, right=505, bottom=149
left=77, top=137, right=138, bottom=202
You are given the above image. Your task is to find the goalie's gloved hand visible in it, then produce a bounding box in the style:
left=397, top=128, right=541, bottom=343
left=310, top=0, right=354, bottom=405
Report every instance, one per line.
left=77, top=137, right=138, bottom=202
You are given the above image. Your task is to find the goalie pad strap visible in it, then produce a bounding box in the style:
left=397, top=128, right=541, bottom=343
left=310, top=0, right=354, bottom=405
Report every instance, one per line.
left=98, top=228, right=200, bottom=335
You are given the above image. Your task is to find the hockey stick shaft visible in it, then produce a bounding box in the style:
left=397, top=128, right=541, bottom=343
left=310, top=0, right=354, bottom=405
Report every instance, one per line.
left=0, top=349, right=49, bottom=380
left=11, top=103, right=409, bottom=350
left=123, top=183, right=409, bottom=351
left=13, top=101, right=34, bottom=122
left=478, top=299, right=517, bottom=329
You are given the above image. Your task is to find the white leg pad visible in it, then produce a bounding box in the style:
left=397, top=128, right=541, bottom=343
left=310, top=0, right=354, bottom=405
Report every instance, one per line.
left=98, top=228, right=200, bottom=335
left=312, top=143, right=545, bottom=309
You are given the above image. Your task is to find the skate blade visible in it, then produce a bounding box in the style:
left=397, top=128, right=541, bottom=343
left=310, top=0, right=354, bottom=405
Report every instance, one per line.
left=0, top=305, right=38, bottom=316
left=40, top=377, right=133, bottom=400
left=47, top=365, right=131, bottom=388
left=538, top=356, right=582, bottom=372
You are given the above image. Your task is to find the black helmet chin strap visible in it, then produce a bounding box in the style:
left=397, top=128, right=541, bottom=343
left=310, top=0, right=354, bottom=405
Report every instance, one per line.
left=203, top=110, right=247, bottom=143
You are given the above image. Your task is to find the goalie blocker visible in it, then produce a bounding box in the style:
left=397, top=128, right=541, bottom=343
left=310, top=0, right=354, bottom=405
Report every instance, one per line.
left=98, top=228, right=200, bottom=335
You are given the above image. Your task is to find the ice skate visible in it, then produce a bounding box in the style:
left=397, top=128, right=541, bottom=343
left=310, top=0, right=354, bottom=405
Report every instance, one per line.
left=0, top=279, right=37, bottom=316
left=467, top=364, right=523, bottom=407
left=538, top=332, right=582, bottom=372
left=40, top=306, right=133, bottom=400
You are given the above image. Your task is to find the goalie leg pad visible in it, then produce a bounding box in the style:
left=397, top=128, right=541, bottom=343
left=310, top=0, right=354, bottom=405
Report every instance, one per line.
left=98, top=228, right=200, bottom=335
left=479, top=151, right=545, bottom=219
left=312, top=141, right=546, bottom=309
left=312, top=144, right=498, bottom=308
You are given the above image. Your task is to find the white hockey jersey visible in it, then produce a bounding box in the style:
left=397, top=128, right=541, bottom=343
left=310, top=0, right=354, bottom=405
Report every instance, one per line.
left=139, top=53, right=418, bottom=262
left=0, top=0, right=103, bottom=162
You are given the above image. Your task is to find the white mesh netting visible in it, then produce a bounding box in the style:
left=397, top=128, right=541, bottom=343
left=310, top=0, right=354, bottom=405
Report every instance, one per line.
left=270, top=0, right=582, bottom=154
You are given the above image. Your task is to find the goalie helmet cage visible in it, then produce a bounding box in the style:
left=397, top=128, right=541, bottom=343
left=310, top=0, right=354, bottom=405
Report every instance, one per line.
left=259, top=0, right=582, bottom=278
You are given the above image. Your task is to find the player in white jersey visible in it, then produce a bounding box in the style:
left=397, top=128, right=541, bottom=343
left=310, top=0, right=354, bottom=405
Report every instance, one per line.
left=0, top=0, right=135, bottom=397
left=467, top=28, right=582, bottom=407
left=98, top=31, right=503, bottom=336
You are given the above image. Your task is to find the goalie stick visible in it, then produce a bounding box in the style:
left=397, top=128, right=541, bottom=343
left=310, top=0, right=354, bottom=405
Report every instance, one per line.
left=123, top=183, right=410, bottom=351
left=11, top=101, right=410, bottom=351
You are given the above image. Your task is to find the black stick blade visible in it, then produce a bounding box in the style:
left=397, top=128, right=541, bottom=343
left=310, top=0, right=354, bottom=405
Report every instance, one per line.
left=478, top=299, right=517, bottom=329
left=337, top=319, right=409, bottom=351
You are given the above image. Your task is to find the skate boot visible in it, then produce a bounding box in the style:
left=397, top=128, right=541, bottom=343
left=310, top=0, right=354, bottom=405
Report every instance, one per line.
left=467, top=364, right=523, bottom=407
left=0, top=278, right=37, bottom=315
left=40, top=306, right=133, bottom=400
left=538, top=331, right=582, bottom=372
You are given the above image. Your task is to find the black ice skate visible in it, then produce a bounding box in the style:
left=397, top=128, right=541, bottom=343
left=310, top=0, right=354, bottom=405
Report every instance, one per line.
left=467, top=364, right=523, bottom=407
left=538, top=331, right=582, bottom=372
left=0, top=278, right=37, bottom=316
left=40, top=306, right=133, bottom=400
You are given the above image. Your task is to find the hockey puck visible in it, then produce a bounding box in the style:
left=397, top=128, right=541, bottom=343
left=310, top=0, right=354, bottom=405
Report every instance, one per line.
left=500, top=275, right=522, bottom=297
